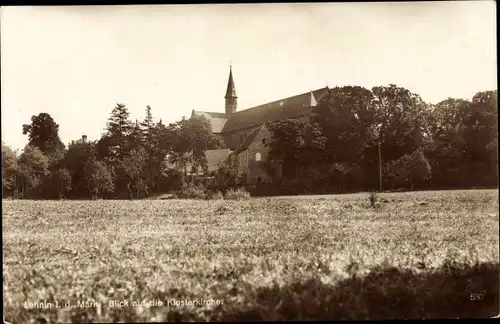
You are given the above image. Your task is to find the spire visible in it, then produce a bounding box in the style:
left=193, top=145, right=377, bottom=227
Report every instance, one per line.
left=225, top=64, right=238, bottom=116
left=225, top=65, right=237, bottom=99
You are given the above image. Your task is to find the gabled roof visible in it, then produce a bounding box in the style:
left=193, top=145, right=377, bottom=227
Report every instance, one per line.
left=221, top=87, right=329, bottom=133
left=191, top=110, right=228, bottom=133
left=231, top=126, right=263, bottom=155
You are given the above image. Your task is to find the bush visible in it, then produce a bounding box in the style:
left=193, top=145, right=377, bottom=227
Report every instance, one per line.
left=224, top=188, right=251, bottom=200
left=175, top=183, right=207, bottom=199
left=208, top=190, right=224, bottom=200
left=369, top=191, right=378, bottom=208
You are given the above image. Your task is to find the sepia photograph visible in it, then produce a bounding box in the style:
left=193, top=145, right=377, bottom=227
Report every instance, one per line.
left=1, top=2, right=498, bottom=322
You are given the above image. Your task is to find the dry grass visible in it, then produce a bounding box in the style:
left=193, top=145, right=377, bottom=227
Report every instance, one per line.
left=2, top=189, right=499, bottom=322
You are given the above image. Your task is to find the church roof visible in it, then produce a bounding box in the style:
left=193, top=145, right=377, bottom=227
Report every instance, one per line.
left=231, top=126, right=263, bottom=155
left=191, top=110, right=228, bottom=133
left=221, top=87, right=329, bottom=133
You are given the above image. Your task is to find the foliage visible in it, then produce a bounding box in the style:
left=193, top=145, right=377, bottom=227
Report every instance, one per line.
left=84, top=157, right=115, bottom=199
left=22, top=113, right=65, bottom=155
left=267, top=118, right=326, bottom=180
left=311, top=86, right=375, bottom=164
left=175, top=183, right=207, bottom=199
left=16, top=145, right=50, bottom=197
left=223, top=187, right=251, bottom=200
left=212, top=162, right=244, bottom=191
left=105, top=103, right=134, bottom=161
left=169, top=116, right=222, bottom=178
left=2, top=143, right=19, bottom=197
left=115, top=147, right=148, bottom=199
left=42, top=168, right=72, bottom=199
left=387, top=150, right=432, bottom=190
left=3, top=86, right=497, bottom=199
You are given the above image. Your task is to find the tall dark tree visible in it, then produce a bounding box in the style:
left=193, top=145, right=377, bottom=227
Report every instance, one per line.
left=424, top=98, right=470, bottom=187
left=371, top=85, right=428, bottom=160
left=267, top=118, right=326, bottom=180
left=42, top=168, right=72, bottom=199
left=22, top=113, right=65, bottom=163
left=311, top=86, right=376, bottom=164
left=63, top=139, right=100, bottom=198
left=140, top=105, right=155, bottom=148
left=105, top=103, right=134, bottom=161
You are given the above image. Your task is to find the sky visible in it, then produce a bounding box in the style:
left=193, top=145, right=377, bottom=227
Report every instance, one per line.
left=1, top=2, right=497, bottom=151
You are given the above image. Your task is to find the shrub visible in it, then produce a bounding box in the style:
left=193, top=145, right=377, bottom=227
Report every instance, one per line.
left=224, top=188, right=251, bottom=200
left=369, top=191, right=378, bottom=208
left=176, top=183, right=207, bottom=199
left=208, top=190, right=224, bottom=200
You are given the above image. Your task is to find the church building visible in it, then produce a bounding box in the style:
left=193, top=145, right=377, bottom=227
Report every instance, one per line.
left=191, top=66, right=329, bottom=184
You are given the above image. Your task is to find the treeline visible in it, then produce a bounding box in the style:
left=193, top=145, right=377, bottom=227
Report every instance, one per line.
left=2, top=84, right=497, bottom=199
left=261, top=85, right=497, bottom=194
left=2, top=104, right=222, bottom=199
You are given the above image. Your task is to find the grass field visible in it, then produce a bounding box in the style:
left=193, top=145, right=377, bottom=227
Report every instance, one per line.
left=2, top=189, right=499, bottom=322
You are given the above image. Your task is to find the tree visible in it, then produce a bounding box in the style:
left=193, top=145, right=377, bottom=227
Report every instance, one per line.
left=84, top=157, right=115, bottom=199
left=105, top=103, right=134, bottom=161
left=115, top=147, right=148, bottom=199
left=22, top=113, right=65, bottom=164
left=424, top=98, right=470, bottom=187
left=387, top=150, right=431, bottom=190
left=2, top=143, right=19, bottom=197
left=169, top=116, right=222, bottom=182
left=466, top=91, right=498, bottom=171
left=140, top=105, right=156, bottom=149
left=63, top=139, right=100, bottom=198
left=311, top=86, right=376, bottom=164
left=43, top=168, right=72, bottom=199
left=129, top=119, right=144, bottom=151
left=267, top=118, right=326, bottom=180
left=17, top=145, right=50, bottom=198
left=364, top=85, right=431, bottom=189
left=143, top=120, right=176, bottom=194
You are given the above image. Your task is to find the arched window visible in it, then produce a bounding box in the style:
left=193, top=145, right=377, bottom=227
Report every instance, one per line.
left=255, top=152, right=261, bottom=161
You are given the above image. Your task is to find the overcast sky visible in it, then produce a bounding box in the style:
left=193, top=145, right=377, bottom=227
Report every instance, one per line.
left=1, top=2, right=497, bottom=150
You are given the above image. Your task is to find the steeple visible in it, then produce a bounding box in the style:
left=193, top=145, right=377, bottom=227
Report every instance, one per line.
left=225, top=65, right=237, bottom=117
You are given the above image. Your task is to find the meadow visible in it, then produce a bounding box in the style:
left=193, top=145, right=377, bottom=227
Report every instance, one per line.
left=2, top=189, right=499, bottom=322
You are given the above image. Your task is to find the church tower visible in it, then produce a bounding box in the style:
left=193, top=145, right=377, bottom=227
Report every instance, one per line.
left=225, top=65, right=237, bottom=117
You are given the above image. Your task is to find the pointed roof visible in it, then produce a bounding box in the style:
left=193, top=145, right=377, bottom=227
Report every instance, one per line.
left=225, top=65, right=237, bottom=99
left=232, top=125, right=263, bottom=155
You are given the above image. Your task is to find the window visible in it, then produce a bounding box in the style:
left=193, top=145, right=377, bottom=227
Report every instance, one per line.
left=262, top=138, right=267, bottom=145
left=255, top=152, right=261, bottom=161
